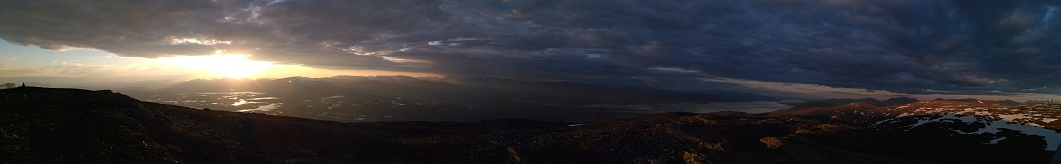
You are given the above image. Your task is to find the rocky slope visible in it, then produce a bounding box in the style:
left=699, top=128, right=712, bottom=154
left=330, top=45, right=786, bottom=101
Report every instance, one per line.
left=0, top=87, right=1056, bottom=163
left=772, top=99, right=1061, bottom=151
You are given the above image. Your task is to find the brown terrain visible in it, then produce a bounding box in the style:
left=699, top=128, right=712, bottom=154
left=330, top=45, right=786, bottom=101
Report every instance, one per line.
left=0, top=87, right=1056, bottom=163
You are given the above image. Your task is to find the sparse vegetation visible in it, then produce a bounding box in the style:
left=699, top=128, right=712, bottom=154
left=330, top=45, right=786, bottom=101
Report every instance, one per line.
left=0, top=87, right=1055, bottom=163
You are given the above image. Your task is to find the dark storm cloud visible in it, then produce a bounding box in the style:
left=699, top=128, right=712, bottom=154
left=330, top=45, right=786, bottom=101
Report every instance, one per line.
left=2, top=0, right=1061, bottom=94
left=0, top=0, right=449, bottom=70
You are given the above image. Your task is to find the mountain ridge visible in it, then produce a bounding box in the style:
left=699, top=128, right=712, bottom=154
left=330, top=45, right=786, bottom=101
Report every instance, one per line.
left=138, top=76, right=779, bottom=105
left=786, top=97, right=920, bottom=109
left=0, top=87, right=1056, bottom=163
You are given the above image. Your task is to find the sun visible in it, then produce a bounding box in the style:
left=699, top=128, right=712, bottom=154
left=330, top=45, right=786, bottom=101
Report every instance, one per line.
left=206, top=55, right=271, bottom=78
left=160, top=54, right=273, bottom=78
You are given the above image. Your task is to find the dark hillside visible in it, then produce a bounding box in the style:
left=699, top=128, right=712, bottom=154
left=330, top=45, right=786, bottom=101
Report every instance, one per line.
left=0, top=87, right=1053, bottom=163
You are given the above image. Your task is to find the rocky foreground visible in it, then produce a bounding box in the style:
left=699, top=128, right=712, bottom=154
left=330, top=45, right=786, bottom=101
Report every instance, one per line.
left=0, top=87, right=1057, bottom=163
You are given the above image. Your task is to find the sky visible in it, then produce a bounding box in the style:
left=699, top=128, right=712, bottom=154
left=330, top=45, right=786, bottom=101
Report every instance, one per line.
left=2, top=0, right=1061, bottom=101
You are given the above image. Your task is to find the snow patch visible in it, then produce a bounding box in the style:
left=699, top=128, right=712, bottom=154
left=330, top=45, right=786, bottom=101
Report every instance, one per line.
left=988, top=137, right=1007, bottom=144
left=902, top=113, right=968, bottom=130
left=962, top=119, right=1061, bottom=150
left=890, top=114, right=1061, bottom=150
left=898, top=112, right=913, bottom=117
left=956, top=115, right=979, bottom=123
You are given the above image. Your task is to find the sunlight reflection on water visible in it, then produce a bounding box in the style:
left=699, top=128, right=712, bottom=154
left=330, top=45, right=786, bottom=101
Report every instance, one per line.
left=246, top=97, right=278, bottom=100
left=232, top=99, right=248, bottom=106
left=237, top=103, right=282, bottom=112
left=197, top=91, right=265, bottom=95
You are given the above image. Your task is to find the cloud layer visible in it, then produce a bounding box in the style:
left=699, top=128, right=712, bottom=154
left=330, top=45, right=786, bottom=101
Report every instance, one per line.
left=2, top=0, right=1060, bottom=95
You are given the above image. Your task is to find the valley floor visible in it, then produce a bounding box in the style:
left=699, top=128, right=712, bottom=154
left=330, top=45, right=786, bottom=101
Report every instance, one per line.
left=0, top=87, right=1056, bottom=163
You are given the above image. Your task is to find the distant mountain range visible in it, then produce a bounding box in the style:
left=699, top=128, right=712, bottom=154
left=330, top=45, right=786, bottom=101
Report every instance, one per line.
left=133, top=76, right=778, bottom=105
left=1, top=87, right=1058, bottom=163
left=113, top=76, right=782, bottom=122
left=783, top=97, right=920, bottom=109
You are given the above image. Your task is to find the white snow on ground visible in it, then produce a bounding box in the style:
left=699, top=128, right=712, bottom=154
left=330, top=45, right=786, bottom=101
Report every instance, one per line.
left=898, top=112, right=913, bottom=117
left=953, top=119, right=1061, bottom=150
left=956, top=115, right=979, bottom=123
left=872, top=119, right=893, bottom=126
left=883, top=113, right=1061, bottom=150
left=1028, top=123, right=1045, bottom=128
left=898, top=114, right=979, bottom=129
left=871, top=102, right=1061, bottom=150
left=989, top=137, right=1007, bottom=144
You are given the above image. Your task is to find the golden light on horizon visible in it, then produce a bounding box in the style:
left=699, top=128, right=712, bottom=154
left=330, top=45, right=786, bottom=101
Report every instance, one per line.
left=159, top=54, right=273, bottom=79
left=154, top=53, right=444, bottom=80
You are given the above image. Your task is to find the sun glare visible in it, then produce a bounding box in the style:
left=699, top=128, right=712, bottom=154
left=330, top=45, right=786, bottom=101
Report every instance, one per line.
left=159, top=54, right=273, bottom=78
